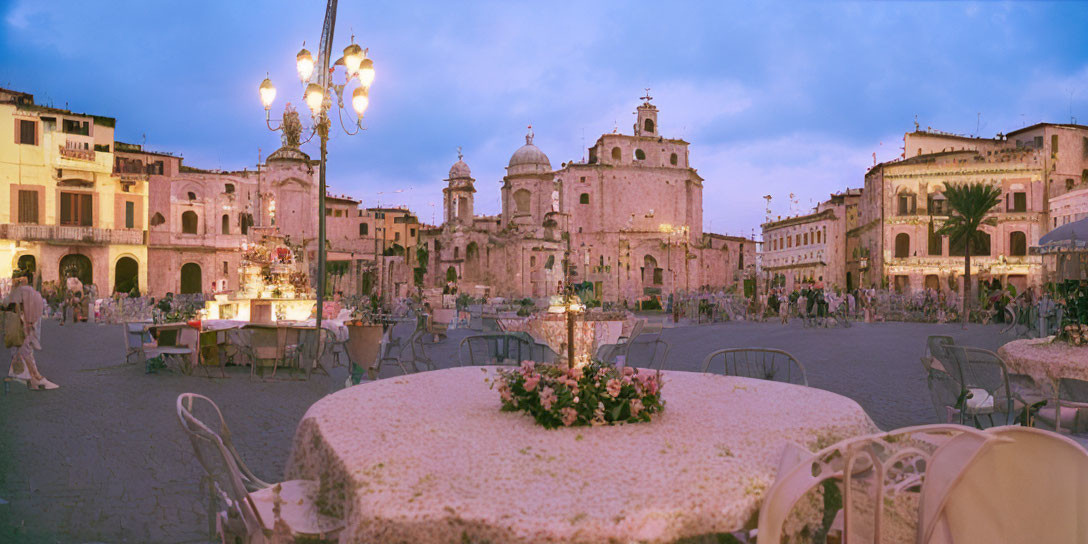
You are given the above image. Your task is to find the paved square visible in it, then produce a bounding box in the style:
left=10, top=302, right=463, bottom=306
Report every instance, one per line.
left=0, top=319, right=1010, bottom=542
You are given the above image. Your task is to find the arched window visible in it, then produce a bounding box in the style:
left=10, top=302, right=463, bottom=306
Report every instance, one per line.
left=579, top=193, right=590, bottom=204
left=359, top=223, right=368, bottom=236
left=951, top=232, right=992, bottom=257
left=187, top=191, right=196, bottom=201
left=180, top=262, right=202, bottom=294
left=670, top=153, right=678, bottom=166
left=803, top=233, right=809, bottom=245
left=611, top=147, right=621, bottom=160
left=221, top=214, right=229, bottom=234
left=224, top=183, right=235, bottom=194
left=895, top=233, right=910, bottom=258
left=454, top=247, right=460, bottom=260
left=1009, top=231, right=1027, bottom=256
left=635, top=149, right=646, bottom=161
left=150, top=212, right=165, bottom=227
left=644, top=118, right=655, bottom=133
left=642, top=255, right=661, bottom=285
left=513, top=189, right=531, bottom=215
left=181, top=211, right=198, bottom=234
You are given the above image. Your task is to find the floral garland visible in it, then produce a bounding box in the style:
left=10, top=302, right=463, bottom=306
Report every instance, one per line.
left=492, top=361, right=665, bottom=429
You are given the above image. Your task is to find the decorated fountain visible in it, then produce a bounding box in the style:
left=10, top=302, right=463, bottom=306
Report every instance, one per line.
left=203, top=234, right=317, bottom=323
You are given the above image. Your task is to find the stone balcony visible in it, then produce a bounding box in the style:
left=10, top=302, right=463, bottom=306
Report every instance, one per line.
left=149, top=232, right=246, bottom=250
left=0, top=224, right=146, bottom=245
left=58, top=146, right=96, bottom=162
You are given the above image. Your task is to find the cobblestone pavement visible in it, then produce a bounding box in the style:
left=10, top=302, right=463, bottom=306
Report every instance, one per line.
left=0, top=317, right=1012, bottom=543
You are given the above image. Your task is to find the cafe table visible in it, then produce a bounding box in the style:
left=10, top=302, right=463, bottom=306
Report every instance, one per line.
left=286, top=367, right=877, bottom=543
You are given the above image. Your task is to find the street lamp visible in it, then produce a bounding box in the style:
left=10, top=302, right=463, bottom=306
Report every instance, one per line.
left=659, top=223, right=689, bottom=318
left=258, top=0, right=374, bottom=368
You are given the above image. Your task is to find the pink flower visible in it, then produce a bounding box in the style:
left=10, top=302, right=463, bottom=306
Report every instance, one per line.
left=540, top=387, right=557, bottom=410
left=499, top=384, right=513, bottom=402
left=560, top=407, right=578, bottom=426
left=519, top=360, right=535, bottom=375
left=524, top=374, right=541, bottom=392
left=629, top=398, right=644, bottom=416
left=623, top=366, right=635, bottom=376
left=606, top=378, right=623, bottom=398
left=567, top=366, right=584, bottom=380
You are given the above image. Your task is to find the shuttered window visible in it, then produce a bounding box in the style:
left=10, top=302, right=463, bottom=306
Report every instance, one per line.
left=17, top=190, right=38, bottom=223
left=125, top=201, right=135, bottom=229
left=17, top=120, right=37, bottom=145
left=60, top=192, right=93, bottom=226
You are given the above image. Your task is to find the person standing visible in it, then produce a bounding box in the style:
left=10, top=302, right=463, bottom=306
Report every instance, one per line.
left=5, top=271, right=58, bottom=390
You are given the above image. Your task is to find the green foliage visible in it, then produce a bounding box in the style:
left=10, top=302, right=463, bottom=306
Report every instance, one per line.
left=935, top=182, right=1002, bottom=252
left=641, top=297, right=662, bottom=310
left=415, top=245, right=429, bottom=273
left=445, top=267, right=458, bottom=283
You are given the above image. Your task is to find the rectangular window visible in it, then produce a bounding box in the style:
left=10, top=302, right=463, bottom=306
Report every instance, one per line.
left=653, top=268, right=663, bottom=285
left=928, top=224, right=942, bottom=256
left=60, top=192, right=93, bottom=226
left=125, top=201, right=135, bottom=229
left=1052, top=134, right=1059, bottom=158
left=17, top=190, right=38, bottom=224
left=395, top=232, right=401, bottom=241
left=1008, top=192, right=1027, bottom=212
left=62, top=119, right=90, bottom=135
left=410, top=228, right=416, bottom=237
left=898, top=194, right=916, bottom=215
left=17, top=119, right=36, bottom=145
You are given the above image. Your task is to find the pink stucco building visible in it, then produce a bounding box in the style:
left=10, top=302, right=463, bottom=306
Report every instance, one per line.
left=419, top=97, right=754, bottom=303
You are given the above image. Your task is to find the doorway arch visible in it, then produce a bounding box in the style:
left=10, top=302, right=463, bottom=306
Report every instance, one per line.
left=16, top=254, right=36, bottom=275
left=59, top=253, right=93, bottom=287
left=180, top=262, right=202, bottom=294
left=114, top=256, right=139, bottom=294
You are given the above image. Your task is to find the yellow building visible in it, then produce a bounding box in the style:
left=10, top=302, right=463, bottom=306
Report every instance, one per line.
left=0, top=88, right=147, bottom=294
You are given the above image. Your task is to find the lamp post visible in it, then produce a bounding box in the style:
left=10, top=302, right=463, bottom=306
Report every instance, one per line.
left=258, top=0, right=374, bottom=366
left=659, top=223, right=689, bottom=318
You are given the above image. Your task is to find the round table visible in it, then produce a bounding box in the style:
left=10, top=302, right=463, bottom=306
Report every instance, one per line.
left=999, top=338, right=1088, bottom=394
left=286, top=367, right=877, bottom=543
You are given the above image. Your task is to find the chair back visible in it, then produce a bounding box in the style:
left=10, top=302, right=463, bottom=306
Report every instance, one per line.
left=176, top=394, right=265, bottom=537
left=925, top=335, right=957, bottom=376
left=124, top=321, right=152, bottom=350
left=701, top=348, right=807, bottom=386
left=919, top=426, right=1088, bottom=544
left=458, top=333, right=540, bottom=366
left=625, top=337, right=671, bottom=370
left=949, top=346, right=1013, bottom=416
left=1056, top=377, right=1088, bottom=434
left=758, top=424, right=992, bottom=544
left=295, top=327, right=326, bottom=362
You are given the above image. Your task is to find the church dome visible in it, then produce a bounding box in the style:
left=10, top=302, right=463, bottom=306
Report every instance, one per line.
left=448, top=158, right=472, bottom=180
left=507, top=129, right=551, bottom=174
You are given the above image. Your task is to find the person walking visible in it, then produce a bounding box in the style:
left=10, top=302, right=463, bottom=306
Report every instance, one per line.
left=5, top=271, right=58, bottom=390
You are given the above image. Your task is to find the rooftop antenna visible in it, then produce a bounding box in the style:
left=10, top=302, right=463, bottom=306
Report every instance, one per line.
left=581, top=128, right=585, bottom=162
left=975, top=112, right=981, bottom=136
left=789, top=192, right=798, bottom=216
left=763, top=195, right=773, bottom=224
left=1069, top=87, right=1077, bottom=124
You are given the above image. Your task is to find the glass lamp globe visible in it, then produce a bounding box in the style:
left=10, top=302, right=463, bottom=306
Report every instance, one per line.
left=356, top=58, right=375, bottom=88
left=352, top=86, right=369, bottom=117
left=258, top=77, right=276, bottom=110
left=343, top=43, right=364, bottom=76
left=304, top=83, right=325, bottom=115
left=296, top=47, right=314, bottom=82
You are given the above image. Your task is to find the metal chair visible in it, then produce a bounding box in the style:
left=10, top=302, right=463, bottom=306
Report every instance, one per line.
left=758, top=424, right=994, bottom=544
left=458, top=333, right=557, bottom=366
left=947, top=346, right=1023, bottom=428
left=148, top=324, right=196, bottom=375
left=176, top=393, right=342, bottom=542
left=624, top=336, right=671, bottom=370
left=701, top=348, right=807, bottom=386
left=287, top=327, right=327, bottom=379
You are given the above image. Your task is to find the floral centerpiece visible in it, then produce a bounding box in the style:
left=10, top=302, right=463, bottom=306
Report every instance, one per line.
left=492, top=360, right=664, bottom=429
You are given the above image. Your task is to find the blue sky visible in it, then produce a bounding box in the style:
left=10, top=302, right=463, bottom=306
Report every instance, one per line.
left=4, top=1, right=1088, bottom=236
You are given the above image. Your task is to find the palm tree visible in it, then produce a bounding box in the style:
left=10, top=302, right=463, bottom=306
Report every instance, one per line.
left=935, top=182, right=1003, bottom=327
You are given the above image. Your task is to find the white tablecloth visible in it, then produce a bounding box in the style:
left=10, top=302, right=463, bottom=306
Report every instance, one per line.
left=287, top=367, right=877, bottom=543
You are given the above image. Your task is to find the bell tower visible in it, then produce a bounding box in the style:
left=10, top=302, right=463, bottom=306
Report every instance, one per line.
left=443, top=148, right=475, bottom=226
left=634, top=89, right=658, bottom=137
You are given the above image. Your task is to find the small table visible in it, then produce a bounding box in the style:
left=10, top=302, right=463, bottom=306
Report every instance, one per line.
left=999, top=338, right=1088, bottom=395
left=287, top=367, right=877, bottom=543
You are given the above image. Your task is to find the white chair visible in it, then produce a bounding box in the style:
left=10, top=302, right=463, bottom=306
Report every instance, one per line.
left=918, top=426, right=1088, bottom=544
left=757, top=424, right=992, bottom=543
left=176, top=393, right=342, bottom=543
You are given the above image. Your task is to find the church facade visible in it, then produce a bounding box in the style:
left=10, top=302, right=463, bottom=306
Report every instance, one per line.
left=420, top=97, right=754, bottom=303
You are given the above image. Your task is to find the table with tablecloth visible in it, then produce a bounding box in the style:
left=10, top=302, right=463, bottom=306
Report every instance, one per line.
left=999, top=338, right=1088, bottom=395
left=286, top=367, right=877, bottom=543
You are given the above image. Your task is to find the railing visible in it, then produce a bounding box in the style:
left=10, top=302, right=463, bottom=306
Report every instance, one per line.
left=58, top=146, right=96, bottom=161
left=0, top=224, right=145, bottom=245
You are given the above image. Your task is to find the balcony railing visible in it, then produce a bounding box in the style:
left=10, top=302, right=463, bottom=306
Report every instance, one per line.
left=59, top=146, right=96, bottom=162
left=0, top=224, right=145, bottom=245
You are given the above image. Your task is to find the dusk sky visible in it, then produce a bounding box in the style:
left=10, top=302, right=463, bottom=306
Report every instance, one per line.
left=4, top=1, right=1088, bottom=237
